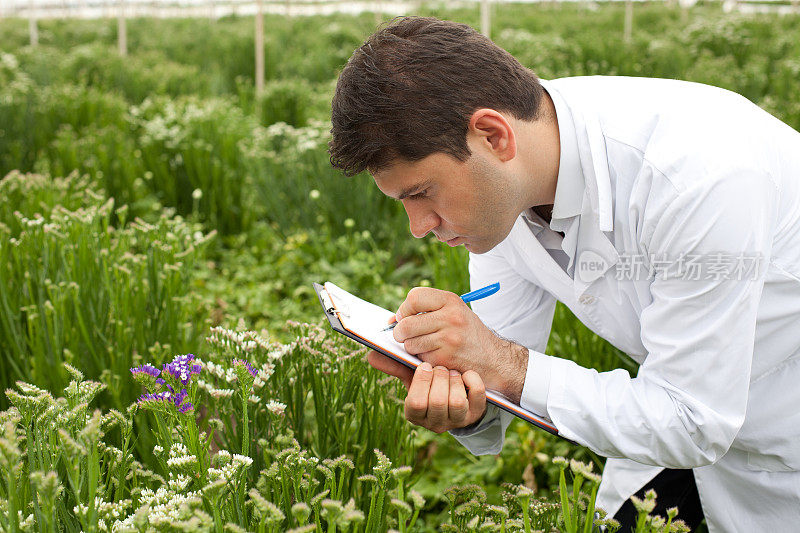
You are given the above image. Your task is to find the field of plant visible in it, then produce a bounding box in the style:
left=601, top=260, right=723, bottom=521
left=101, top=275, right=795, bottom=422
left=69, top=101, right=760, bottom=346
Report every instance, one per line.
left=1, top=2, right=799, bottom=531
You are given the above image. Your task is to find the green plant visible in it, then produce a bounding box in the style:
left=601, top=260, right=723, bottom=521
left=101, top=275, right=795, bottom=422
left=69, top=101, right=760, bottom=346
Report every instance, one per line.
left=0, top=171, right=214, bottom=410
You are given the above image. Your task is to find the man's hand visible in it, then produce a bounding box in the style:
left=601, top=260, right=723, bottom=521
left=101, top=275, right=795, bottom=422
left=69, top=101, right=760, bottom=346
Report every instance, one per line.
left=366, top=350, right=488, bottom=433
left=390, top=287, right=528, bottom=400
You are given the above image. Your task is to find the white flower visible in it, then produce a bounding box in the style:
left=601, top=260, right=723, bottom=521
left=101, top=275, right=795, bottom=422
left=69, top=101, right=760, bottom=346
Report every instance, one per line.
left=168, top=443, right=189, bottom=458
left=167, top=474, right=192, bottom=492
left=18, top=512, right=34, bottom=528
left=166, top=455, right=197, bottom=469
left=192, top=188, right=203, bottom=200
left=309, top=189, right=321, bottom=200
left=266, top=400, right=286, bottom=416
left=208, top=464, right=237, bottom=481
left=209, top=387, right=235, bottom=400
left=232, top=454, right=253, bottom=468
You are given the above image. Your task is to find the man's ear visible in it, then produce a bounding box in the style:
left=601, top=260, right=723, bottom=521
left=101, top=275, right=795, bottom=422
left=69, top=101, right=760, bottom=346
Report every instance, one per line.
left=468, top=109, right=517, bottom=163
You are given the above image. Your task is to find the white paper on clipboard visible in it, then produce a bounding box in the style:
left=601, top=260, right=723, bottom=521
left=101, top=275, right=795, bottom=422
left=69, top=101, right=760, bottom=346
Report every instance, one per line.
left=322, top=282, right=561, bottom=435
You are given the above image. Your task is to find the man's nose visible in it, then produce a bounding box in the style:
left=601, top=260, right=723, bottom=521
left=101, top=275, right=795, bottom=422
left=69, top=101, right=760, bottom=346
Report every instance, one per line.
left=402, top=201, right=439, bottom=239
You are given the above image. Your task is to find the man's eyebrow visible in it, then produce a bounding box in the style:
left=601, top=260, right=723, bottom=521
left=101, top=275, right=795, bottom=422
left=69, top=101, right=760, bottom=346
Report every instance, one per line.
left=397, top=178, right=433, bottom=200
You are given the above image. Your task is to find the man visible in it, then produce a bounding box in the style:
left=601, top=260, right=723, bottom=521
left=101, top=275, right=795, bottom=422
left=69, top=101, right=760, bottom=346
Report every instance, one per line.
left=328, top=16, right=800, bottom=532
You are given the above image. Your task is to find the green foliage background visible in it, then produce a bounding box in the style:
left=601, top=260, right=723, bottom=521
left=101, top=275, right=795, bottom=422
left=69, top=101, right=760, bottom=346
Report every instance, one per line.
left=1, top=3, right=798, bottom=530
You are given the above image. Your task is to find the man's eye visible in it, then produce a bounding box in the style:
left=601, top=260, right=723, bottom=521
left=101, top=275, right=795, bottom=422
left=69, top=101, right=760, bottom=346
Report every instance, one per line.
left=409, top=190, right=427, bottom=200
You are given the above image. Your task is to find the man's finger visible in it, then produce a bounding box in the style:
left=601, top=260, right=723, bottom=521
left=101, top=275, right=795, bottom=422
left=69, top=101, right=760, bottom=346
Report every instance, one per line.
left=401, top=331, right=441, bottom=358
left=425, top=366, right=451, bottom=432
left=395, top=287, right=451, bottom=322
left=366, top=350, right=413, bottom=389
left=405, top=362, right=434, bottom=424
left=461, top=369, right=487, bottom=420
left=448, top=370, right=469, bottom=425
left=392, top=308, right=446, bottom=343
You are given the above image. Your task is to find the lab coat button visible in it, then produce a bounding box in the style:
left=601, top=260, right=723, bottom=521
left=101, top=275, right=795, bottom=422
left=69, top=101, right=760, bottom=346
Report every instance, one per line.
left=579, top=295, right=596, bottom=305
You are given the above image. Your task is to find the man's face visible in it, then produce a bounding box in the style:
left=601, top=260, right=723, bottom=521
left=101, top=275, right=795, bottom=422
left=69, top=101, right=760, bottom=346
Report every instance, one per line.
left=372, top=150, right=521, bottom=255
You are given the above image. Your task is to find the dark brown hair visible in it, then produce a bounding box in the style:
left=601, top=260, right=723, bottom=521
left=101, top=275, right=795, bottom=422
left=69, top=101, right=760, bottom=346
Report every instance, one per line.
left=328, top=16, right=546, bottom=176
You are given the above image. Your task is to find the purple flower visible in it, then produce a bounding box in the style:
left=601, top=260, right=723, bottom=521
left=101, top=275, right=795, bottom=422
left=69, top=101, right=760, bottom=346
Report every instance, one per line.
left=173, top=389, right=188, bottom=405
left=130, top=364, right=160, bottom=377
left=131, top=364, right=161, bottom=388
left=136, top=388, right=194, bottom=414
left=232, top=358, right=257, bottom=377
left=162, top=354, right=202, bottom=385
left=137, top=391, right=172, bottom=408
left=172, top=388, right=193, bottom=414
left=132, top=355, right=197, bottom=415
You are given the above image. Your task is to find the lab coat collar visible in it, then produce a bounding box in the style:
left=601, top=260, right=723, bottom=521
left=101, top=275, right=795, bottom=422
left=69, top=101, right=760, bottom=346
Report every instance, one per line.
left=569, top=84, right=620, bottom=295
left=521, top=81, right=583, bottom=276
left=541, top=80, right=585, bottom=221
left=540, top=77, right=616, bottom=233
left=527, top=79, right=620, bottom=297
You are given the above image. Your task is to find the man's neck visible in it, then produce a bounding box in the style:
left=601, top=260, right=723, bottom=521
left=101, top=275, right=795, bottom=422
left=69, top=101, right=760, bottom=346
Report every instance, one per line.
left=532, top=204, right=554, bottom=224
left=532, top=204, right=566, bottom=238
left=514, top=88, right=560, bottom=215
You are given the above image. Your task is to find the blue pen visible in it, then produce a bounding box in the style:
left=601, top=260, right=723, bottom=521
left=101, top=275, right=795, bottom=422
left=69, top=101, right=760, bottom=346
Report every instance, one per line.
left=381, top=282, right=500, bottom=331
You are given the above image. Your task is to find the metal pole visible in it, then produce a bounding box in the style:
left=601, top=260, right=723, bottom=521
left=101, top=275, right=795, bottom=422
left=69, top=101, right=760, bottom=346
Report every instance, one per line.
left=29, top=0, right=38, bottom=46
left=118, top=0, right=127, bottom=56
left=255, top=0, right=265, bottom=95
left=623, top=0, right=633, bottom=44
left=480, top=0, right=490, bottom=39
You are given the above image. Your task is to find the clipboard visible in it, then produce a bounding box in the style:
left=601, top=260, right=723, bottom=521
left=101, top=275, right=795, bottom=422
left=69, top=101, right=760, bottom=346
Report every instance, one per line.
left=314, top=281, right=573, bottom=443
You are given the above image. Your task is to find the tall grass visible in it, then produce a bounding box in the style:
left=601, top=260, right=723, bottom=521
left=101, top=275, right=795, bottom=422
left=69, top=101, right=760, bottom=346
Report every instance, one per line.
left=0, top=171, right=215, bottom=409
left=0, top=334, right=649, bottom=532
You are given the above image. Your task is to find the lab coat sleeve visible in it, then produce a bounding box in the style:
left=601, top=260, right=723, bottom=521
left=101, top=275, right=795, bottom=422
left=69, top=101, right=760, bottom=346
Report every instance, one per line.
left=540, top=170, right=777, bottom=468
left=448, top=246, right=558, bottom=455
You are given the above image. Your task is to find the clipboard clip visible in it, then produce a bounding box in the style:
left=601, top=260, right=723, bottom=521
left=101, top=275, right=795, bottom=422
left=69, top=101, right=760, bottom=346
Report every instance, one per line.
left=320, top=288, right=350, bottom=318
left=320, top=289, right=336, bottom=315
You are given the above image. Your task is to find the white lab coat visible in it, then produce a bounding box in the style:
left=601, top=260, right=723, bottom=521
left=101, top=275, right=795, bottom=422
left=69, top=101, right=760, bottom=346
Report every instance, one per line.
left=449, top=76, right=800, bottom=531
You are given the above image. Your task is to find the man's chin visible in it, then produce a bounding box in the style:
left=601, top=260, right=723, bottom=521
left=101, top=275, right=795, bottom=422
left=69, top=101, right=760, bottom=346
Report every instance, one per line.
left=464, top=241, right=488, bottom=255
left=466, top=235, right=507, bottom=255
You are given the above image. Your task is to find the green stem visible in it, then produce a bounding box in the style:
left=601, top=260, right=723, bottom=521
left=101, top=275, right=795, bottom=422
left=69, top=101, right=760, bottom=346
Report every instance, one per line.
left=407, top=508, right=420, bottom=531
left=374, top=484, right=386, bottom=533
left=241, top=394, right=249, bottom=457
left=571, top=474, right=583, bottom=533
left=6, top=466, right=20, bottom=533
left=87, top=440, right=100, bottom=532
left=583, top=484, right=599, bottom=533
left=522, top=501, right=531, bottom=533
left=635, top=510, right=647, bottom=533
left=365, top=488, right=378, bottom=533
left=559, top=468, right=573, bottom=533
left=212, top=498, right=223, bottom=533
